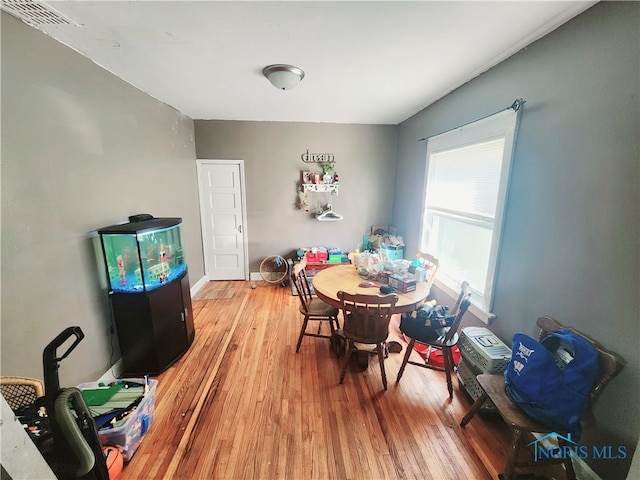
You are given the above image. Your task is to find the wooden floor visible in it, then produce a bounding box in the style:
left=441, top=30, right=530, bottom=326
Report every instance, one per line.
left=119, top=280, right=514, bottom=480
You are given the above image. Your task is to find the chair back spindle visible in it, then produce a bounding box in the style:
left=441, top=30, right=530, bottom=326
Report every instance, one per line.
left=337, top=291, right=399, bottom=390
left=339, top=293, right=398, bottom=344
left=416, top=251, right=440, bottom=289
left=441, top=281, right=472, bottom=345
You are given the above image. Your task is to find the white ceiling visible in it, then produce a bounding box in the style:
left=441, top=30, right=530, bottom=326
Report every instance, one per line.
left=4, top=1, right=596, bottom=125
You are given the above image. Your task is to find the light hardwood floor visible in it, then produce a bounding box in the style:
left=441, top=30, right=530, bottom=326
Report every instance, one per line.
left=119, top=280, right=513, bottom=480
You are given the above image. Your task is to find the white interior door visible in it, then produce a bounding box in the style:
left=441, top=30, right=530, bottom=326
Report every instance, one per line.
left=197, top=160, right=248, bottom=280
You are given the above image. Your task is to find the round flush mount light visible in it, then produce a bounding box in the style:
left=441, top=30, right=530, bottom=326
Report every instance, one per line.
left=262, top=64, right=305, bottom=90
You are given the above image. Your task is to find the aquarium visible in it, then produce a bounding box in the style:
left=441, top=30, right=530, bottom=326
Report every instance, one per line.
left=98, top=218, right=187, bottom=293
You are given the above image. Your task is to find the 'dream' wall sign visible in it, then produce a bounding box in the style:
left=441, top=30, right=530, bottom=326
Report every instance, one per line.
left=301, top=149, right=335, bottom=163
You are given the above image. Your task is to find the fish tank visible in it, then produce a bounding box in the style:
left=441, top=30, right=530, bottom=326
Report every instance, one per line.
left=98, top=217, right=187, bottom=293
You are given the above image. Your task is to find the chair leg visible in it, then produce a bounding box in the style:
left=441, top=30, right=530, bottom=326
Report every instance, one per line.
left=296, top=315, right=310, bottom=352
left=327, top=317, right=336, bottom=355
left=328, top=316, right=336, bottom=336
left=443, top=347, right=453, bottom=399
left=396, top=338, right=415, bottom=383
left=377, top=342, right=387, bottom=390
left=317, top=320, right=322, bottom=335
left=339, top=341, right=355, bottom=385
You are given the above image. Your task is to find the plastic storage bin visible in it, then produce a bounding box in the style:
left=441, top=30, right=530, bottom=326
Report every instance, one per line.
left=328, top=254, right=342, bottom=264
left=381, top=246, right=404, bottom=261
left=306, top=250, right=328, bottom=262
left=78, top=378, right=158, bottom=462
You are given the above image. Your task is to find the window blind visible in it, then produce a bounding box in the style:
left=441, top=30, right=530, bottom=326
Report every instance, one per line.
left=427, top=137, right=506, bottom=219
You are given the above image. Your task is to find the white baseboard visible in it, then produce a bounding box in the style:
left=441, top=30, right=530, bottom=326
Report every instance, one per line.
left=250, top=272, right=262, bottom=281
left=191, top=275, right=208, bottom=297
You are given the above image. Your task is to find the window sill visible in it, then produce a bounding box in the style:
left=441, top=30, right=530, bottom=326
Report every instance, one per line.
left=432, top=279, right=496, bottom=325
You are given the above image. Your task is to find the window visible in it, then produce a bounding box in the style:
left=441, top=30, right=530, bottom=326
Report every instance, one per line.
left=420, top=107, right=520, bottom=322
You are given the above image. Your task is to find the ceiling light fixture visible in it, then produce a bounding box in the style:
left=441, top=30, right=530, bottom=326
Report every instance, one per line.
left=262, top=64, right=305, bottom=90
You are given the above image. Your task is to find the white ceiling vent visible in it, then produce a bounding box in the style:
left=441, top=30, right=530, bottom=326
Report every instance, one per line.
left=1, top=0, right=78, bottom=26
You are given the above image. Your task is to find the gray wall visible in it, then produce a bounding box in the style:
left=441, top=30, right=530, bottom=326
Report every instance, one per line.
left=195, top=120, right=397, bottom=272
left=2, top=1, right=638, bottom=478
left=394, top=2, right=639, bottom=478
left=1, top=12, right=204, bottom=386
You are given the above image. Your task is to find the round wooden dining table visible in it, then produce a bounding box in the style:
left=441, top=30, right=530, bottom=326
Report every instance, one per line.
left=312, top=264, right=431, bottom=313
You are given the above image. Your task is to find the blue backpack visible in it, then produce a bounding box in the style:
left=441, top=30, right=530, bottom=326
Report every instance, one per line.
left=504, top=329, right=599, bottom=439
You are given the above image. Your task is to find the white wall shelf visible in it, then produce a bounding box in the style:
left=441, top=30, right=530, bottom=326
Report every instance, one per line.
left=302, top=183, right=339, bottom=194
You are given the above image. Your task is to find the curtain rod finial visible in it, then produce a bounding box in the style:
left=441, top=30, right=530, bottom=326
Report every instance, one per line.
left=510, top=98, right=526, bottom=111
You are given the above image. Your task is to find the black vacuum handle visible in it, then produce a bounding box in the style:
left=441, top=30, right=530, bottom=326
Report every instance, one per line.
left=42, top=326, right=84, bottom=395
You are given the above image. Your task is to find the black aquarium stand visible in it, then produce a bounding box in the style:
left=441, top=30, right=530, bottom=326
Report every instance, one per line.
left=110, top=269, right=195, bottom=376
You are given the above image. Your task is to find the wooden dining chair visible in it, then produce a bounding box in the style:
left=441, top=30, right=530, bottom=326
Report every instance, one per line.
left=291, top=258, right=340, bottom=352
left=396, top=281, right=472, bottom=398
left=459, top=316, right=625, bottom=480
left=415, top=251, right=440, bottom=289
left=337, top=291, right=398, bottom=390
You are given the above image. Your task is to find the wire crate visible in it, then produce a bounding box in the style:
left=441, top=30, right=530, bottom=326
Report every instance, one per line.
left=456, top=359, right=495, bottom=411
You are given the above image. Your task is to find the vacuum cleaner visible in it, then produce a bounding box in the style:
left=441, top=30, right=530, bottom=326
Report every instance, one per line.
left=38, top=326, right=114, bottom=480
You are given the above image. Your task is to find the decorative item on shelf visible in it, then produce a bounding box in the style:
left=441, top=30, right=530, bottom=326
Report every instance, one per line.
left=298, top=166, right=340, bottom=214
left=301, top=166, right=337, bottom=185
left=321, top=163, right=335, bottom=184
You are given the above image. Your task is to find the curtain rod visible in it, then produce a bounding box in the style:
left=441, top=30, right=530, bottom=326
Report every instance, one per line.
left=418, top=98, right=525, bottom=142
